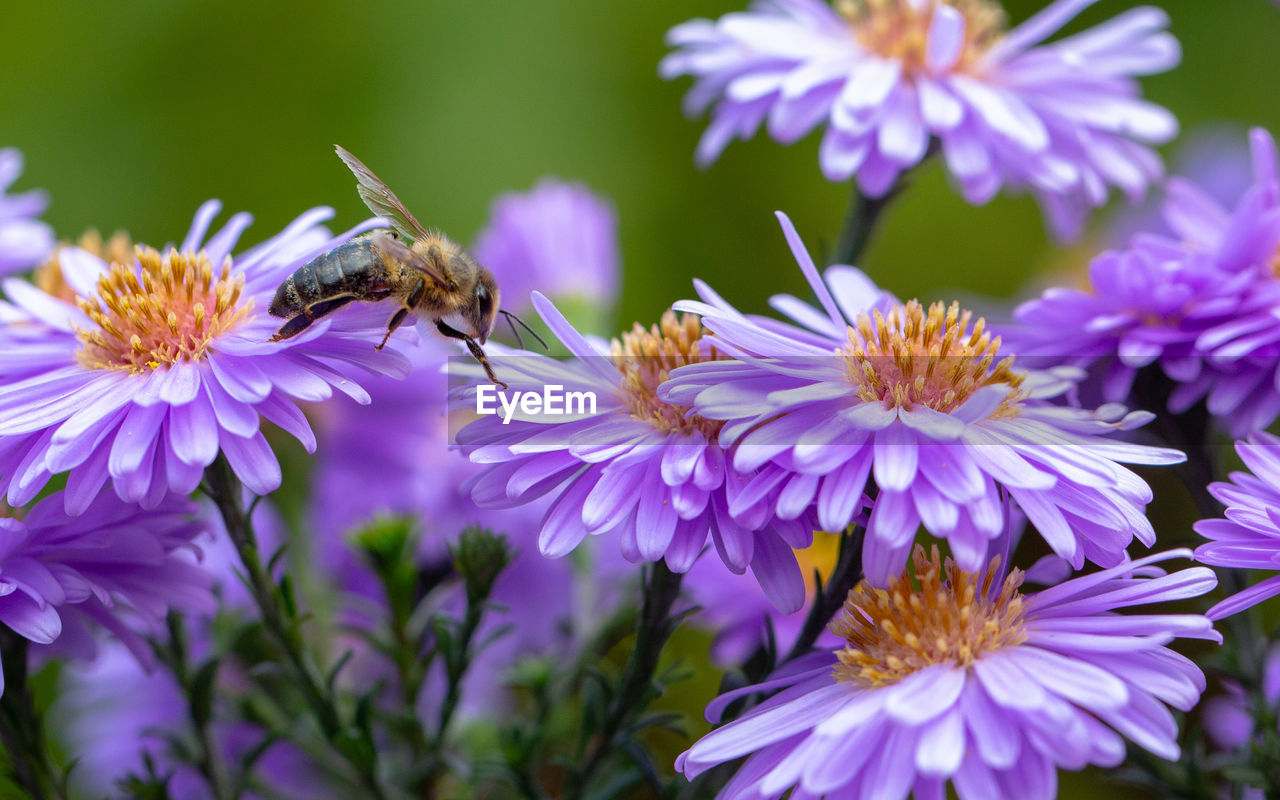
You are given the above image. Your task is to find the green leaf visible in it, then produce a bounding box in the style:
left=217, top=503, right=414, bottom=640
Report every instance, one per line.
left=190, top=657, right=221, bottom=727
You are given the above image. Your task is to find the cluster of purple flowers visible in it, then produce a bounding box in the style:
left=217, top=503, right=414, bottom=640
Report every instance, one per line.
left=4, top=1, right=1280, bottom=798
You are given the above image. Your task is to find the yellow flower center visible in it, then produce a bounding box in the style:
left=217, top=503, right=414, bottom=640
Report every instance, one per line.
left=610, top=310, right=724, bottom=438
left=837, top=0, right=1005, bottom=75
left=34, top=229, right=134, bottom=306
left=75, top=246, right=250, bottom=373
left=831, top=544, right=1027, bottom=687
left=841, top=299, right=1025, bottom=416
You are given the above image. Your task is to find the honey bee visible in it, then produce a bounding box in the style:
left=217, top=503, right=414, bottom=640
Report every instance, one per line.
left=269, top=145, right=541, bottom=388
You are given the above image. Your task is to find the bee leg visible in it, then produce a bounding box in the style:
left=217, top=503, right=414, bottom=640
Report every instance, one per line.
left=436, top=321, right=507, bottom=390
left=270, top=295, right=358, bottom=342
left=270, top=313, right=314, bottom=342
left=376, top=279, right=426, bottom=350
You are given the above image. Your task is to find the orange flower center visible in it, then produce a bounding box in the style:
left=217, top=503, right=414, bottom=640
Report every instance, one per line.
left=837, top=0, right=1005, bottom=75
left=610, top=310, right=724, bottom=438
left=75, top=246, right=250, bottom=373
left=841, top=299, right=1025, bottom=416
left=34, top=230, right=134, bottom=306
left=831, top=544, right=1027, bottom=687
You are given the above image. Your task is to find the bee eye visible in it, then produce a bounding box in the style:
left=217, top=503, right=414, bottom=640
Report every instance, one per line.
left=476, top=284, right=492, bottom=315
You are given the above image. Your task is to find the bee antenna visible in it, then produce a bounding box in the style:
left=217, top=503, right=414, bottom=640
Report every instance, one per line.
left=500, top=309, right=549, bottom=351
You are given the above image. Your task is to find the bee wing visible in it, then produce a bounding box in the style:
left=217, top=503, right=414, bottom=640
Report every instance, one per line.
left=369, top=230, right=454, bottom=290
left=335, top=145, right=433, bottom=243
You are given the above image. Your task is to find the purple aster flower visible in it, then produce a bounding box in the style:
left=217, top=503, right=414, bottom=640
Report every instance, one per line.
left=677, top=546, right=1218, bottom=799
left=311, top=343, right=634, bottom=716
left=453, top=298, right=820, bottom=612
left=472, top=178, right=621, bottom=312
left=1193, top=433, right=1280, bottom=618
left=0, top=148, right=54, bottom=277
left=0, top=489, right=213, bottom=692
left=660, top=0, right=1179, bottom=240
left=661, top=212, right=1181, bottom=586
left=0, top=200, right=410, bottom=513
left=1202, top=643, right=1280, bottom=754
left=1007, top=128, right=1280, bottom=436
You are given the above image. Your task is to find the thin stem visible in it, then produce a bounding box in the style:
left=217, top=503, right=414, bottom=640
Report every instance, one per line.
left=161, top=614, right=230, bottom=800
left=202, top=456, right=387, bottom=800
left=784, top=525, right=864, bottom=664
left=420, top=583, right=490, bottom=796
left=0, top=633, right=65, bottom=800
left=566, top=561, right=684, bottom=800
left=832, top=184, right=898, bottom=268
left=433, top=597, right=485, bottom=749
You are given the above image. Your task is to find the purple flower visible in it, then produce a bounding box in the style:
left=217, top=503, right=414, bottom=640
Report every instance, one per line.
left=311, top=343, right=633, bottom=716
left=453, top=298, right=820, bottom=612
left=1007, top=128, right=1280, bottom=436
left=661, top=212, right=1182, bottom=587
left=660, top=0, right=1179, bottom=240
left=1193, top=433, right=1280, bottom=618
left=677, top=546, right=1218, bottom=799
left=0, top=149, right=54, bottom=277
left=1202, top=643, right=1280, bottom=752
left=0, top=201, right=411, bottom=512
left=0, top=489, right=213, bottom=692
left=472, top=178, right=621, bottom=312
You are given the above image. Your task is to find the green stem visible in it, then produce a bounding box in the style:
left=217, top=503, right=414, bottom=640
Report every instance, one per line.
left=202, top=456, right=387, bottom=800
left=831, top=183, right=898, bottom=268
left=566, top=561, right=684, bottom=800
left=0, top=633, right=64, bottom=800
left=161, top=614, right=231, bottom=800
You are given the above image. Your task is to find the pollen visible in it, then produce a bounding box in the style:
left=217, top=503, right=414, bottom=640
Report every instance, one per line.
left=34, top=229, right=135, bottom=306
left=74, top=246, right=250, bottom=373
left=841, top=299, right=1026, bottom=416
left=837, top=0, right=1005, bottom=75
left=610, top=310, right=724, bottom=438
left=830, top=544, right=1027, bottom=687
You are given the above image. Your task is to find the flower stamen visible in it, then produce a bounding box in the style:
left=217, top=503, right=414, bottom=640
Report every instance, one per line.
left=75, top=246, right=250, bottom=372
left=831, top=544, right=1027, bottom=686
left=611, top=310, right=724, bottom=438
left=34, top=230, right=134, bottom=306
left=836, top=0, right=1005, bottom=75
left=841, top=299, right=1026, bottom=415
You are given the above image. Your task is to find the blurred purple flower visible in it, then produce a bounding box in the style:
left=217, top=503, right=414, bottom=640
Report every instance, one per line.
left=0, top=489, right=213, bottom=692
left=310, top=344, right=632, bottom=716
left=56, top=639, right=336, bottom=800
left=661, top=0, right=1179, bottom=240
left=52, top=503, right=332, bottom=799
left=472, top=179, right=621, bottom=312
left=661, top=212, right=1181, bottom=587
left=1194, top=433, right=1280, bottom=618
left=1007, top=128, right=1280, bottom=436
left=0, top=201, right=411, bottom=512
left=0, top=149, right=54, bottom=277
left=453, top=297, right=820, bottom=612
left=1202, top=643, right=1280, bottom=752
left=677, top=547, right=1218, bottom=799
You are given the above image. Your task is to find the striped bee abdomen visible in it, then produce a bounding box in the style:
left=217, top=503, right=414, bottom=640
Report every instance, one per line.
left=268, top=234, right=382, bottom=318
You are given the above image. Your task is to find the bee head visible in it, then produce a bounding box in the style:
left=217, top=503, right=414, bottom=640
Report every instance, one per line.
left=469, top=268, right=500, bottom=344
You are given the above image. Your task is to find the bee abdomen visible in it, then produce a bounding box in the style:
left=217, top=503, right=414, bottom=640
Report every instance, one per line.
left=268, top=235, right=381, bottom=318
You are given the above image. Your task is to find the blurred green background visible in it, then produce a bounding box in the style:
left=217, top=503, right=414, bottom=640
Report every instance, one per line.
left=3, top=0, right=1280, bottom=328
